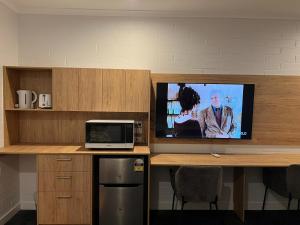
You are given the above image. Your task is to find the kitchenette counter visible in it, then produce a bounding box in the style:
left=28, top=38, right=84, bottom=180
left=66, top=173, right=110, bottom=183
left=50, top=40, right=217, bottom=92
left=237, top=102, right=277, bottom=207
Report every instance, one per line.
left=0, top=145, right=150, bottom=155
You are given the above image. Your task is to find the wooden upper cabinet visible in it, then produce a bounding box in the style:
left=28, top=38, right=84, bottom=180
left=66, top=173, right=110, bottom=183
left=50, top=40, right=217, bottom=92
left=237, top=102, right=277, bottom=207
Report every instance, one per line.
left=53, top=68, right=79, bottom=111
left=102, top=69, right=126, bottom=112
left=125, top=70, right=150, bottom=112
left=52, top=67, right=149, bottom=112
left=78, top=69, right=102, bottom=111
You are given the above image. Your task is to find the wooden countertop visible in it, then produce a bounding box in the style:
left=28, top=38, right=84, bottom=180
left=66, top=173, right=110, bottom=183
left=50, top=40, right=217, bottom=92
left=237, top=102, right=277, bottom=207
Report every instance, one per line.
left=150, top=153, right=300, bottom=167
left=0, top=145, right=150, bottom=155
left=2, top=146, right=300, bottom=166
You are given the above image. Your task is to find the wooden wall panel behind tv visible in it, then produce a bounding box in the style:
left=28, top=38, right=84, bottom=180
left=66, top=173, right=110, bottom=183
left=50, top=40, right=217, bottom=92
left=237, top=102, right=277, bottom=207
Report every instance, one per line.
left=151, top=73, right=300, bottom=145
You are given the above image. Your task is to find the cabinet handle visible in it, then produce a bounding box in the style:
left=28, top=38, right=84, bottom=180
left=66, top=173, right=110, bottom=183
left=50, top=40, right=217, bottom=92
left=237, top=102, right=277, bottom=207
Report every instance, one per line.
left=56, top=195, right=72, bottom=199
left=56, top=176, right=72, bottom=179
left=56, top=158, right=72, bottom=161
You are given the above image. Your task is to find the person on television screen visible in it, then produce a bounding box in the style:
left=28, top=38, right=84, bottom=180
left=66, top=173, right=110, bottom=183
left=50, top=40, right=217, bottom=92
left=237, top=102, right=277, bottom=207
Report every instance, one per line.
left=174, top=84, right=202, bottom=138
left=199, top=90, right=235, bottom=138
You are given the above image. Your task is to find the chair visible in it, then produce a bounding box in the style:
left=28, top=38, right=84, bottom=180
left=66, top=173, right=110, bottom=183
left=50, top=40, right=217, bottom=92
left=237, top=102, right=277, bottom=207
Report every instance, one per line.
left=174, top=166, right=223, bottom=210
left=287, top=165, right=300, bottom=210
left=262, top=168, right=289, bottom=210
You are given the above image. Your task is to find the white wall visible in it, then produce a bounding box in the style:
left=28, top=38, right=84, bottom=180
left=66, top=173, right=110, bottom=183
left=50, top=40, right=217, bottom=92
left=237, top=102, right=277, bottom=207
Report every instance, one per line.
left=17, top=14, right=300, bottom=210
left=0, top=2, right=19, bottom=224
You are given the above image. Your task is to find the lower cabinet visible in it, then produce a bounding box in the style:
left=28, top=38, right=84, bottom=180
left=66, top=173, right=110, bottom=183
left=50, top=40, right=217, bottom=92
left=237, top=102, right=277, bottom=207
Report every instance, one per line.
left=37, top=154, right=92, bottom=225
left=38, top=191, right=91, bottom=224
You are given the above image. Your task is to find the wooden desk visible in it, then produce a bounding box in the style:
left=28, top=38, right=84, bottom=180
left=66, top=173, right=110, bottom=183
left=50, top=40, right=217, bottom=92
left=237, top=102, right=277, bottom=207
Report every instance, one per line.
left=150, top=153, right=300, bottom=222
left=150, top=153, right=300, bottom=167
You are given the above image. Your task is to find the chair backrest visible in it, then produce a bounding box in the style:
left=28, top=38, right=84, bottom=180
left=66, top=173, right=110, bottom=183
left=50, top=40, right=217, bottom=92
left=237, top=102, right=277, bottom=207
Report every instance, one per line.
left=263, top=167, right=288, bottom=197
left=287, top=165, right=300, bottom=199
left=175, top=166, right=223, bottom=203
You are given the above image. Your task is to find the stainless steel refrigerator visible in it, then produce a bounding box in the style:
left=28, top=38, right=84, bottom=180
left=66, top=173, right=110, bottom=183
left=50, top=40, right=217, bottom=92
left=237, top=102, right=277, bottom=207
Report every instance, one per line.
left=99, top=157, right=144, bottom=225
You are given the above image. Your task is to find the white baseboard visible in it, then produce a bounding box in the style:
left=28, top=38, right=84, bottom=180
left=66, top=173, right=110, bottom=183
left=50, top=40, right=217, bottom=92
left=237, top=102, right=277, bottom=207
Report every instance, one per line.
left=0, top=203, right=20, bottom=225
left=20, top=201, right=36, bottom=210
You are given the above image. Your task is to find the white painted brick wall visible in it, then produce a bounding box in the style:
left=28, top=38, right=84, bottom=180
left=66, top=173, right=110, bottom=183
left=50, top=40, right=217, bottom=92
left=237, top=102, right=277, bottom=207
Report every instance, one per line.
left=18, top=16, right=300, bottom=76
left=16, top=14, right=300, bottom=210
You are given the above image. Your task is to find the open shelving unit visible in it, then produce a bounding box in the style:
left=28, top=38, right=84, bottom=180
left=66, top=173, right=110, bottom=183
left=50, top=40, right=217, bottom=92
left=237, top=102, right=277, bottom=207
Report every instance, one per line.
left=4, top=67, right=53, bottom=110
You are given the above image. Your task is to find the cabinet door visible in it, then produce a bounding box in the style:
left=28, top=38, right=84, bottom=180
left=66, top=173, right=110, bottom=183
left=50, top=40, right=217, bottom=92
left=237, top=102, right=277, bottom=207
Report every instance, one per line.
left=53, top=68, right=79, bottom=111
left=102, top=69, right=126, bottom=112
left=79, top=69, right=102, bottom=111
left=99, top=185, right=143, bottom=225
left=125, top=70, right=150, bottom=112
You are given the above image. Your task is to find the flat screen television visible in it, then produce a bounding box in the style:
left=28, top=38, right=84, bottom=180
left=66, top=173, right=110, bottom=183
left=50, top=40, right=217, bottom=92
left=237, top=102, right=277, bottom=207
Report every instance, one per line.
left=156, top=83, right=255, bottom=139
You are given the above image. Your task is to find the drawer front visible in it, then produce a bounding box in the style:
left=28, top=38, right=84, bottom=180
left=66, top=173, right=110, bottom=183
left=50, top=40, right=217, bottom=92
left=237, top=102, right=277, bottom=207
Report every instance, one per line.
left=56, top=191, right=91, bottom=224
left=38, top=191, right=91, bottom=225
left=38, top=155, right=91, bottom=172
left=39, top=172, right=91, bottom=192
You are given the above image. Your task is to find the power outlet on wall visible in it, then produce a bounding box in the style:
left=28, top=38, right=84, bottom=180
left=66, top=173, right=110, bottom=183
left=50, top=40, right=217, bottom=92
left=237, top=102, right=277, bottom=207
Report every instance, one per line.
left=134, top=121, right=144, bottom=144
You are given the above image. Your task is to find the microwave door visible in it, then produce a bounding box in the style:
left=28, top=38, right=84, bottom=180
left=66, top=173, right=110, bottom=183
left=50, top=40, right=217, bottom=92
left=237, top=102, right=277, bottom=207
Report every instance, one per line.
left=86, top=123, right=125, bottom=143
left=86, top=123, right=134, bottom=149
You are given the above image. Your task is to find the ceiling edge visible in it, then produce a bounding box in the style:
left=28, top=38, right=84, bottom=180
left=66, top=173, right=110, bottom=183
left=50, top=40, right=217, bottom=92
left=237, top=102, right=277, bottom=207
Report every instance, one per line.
left=2, top=4, right=300, bottom=20
left=15, top=7, right=300, bottom=20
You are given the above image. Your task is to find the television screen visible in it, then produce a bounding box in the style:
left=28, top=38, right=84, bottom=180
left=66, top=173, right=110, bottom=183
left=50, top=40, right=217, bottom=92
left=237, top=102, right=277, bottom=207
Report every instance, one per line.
left=156, top=83, right=255, bottom=139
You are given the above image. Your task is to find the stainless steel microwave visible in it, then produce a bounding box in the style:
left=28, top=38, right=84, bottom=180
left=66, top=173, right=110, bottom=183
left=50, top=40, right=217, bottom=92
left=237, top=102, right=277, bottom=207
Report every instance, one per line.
left=85, top=120, right=134, bottom=149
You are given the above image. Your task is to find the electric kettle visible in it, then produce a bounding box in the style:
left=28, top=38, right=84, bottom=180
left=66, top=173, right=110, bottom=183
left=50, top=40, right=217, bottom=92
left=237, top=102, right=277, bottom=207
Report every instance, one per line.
left=16, top=90, right=38, bottom=109
left=38, top=94, right=52, bottom=108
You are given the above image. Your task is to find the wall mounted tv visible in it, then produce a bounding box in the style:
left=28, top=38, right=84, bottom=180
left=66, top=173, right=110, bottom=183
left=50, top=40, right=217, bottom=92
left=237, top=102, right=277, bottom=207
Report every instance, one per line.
left=156, top=83, right=255, bottom=139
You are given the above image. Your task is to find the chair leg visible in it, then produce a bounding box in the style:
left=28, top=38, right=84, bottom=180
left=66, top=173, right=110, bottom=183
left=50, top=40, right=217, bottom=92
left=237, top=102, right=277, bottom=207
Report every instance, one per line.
left=214, top=196, right=219, bottom=210
left=180, top=198, right=185, bottom=225
left=215, top=201, right=218, bottom=210
left=209, top=202, right=212, bottom=210
left=288, top=194, right=292, bottom=210
left=262, top=186, right=268, bottom=210
left=175, top=198, right=178, bottom=210
left=172, top=191, right=175, bottom=210
left=181, top=198, right=185, bottom=210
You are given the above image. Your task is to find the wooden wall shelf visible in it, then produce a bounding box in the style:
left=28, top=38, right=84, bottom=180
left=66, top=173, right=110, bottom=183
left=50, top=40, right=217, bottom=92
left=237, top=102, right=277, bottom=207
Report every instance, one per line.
left=5, top=108, right=54, bottom=111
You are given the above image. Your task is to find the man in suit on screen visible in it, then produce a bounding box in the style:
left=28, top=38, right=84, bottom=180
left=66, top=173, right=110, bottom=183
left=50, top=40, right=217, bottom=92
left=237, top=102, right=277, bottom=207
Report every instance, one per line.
left=199, top=90, right=235, bottom=138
